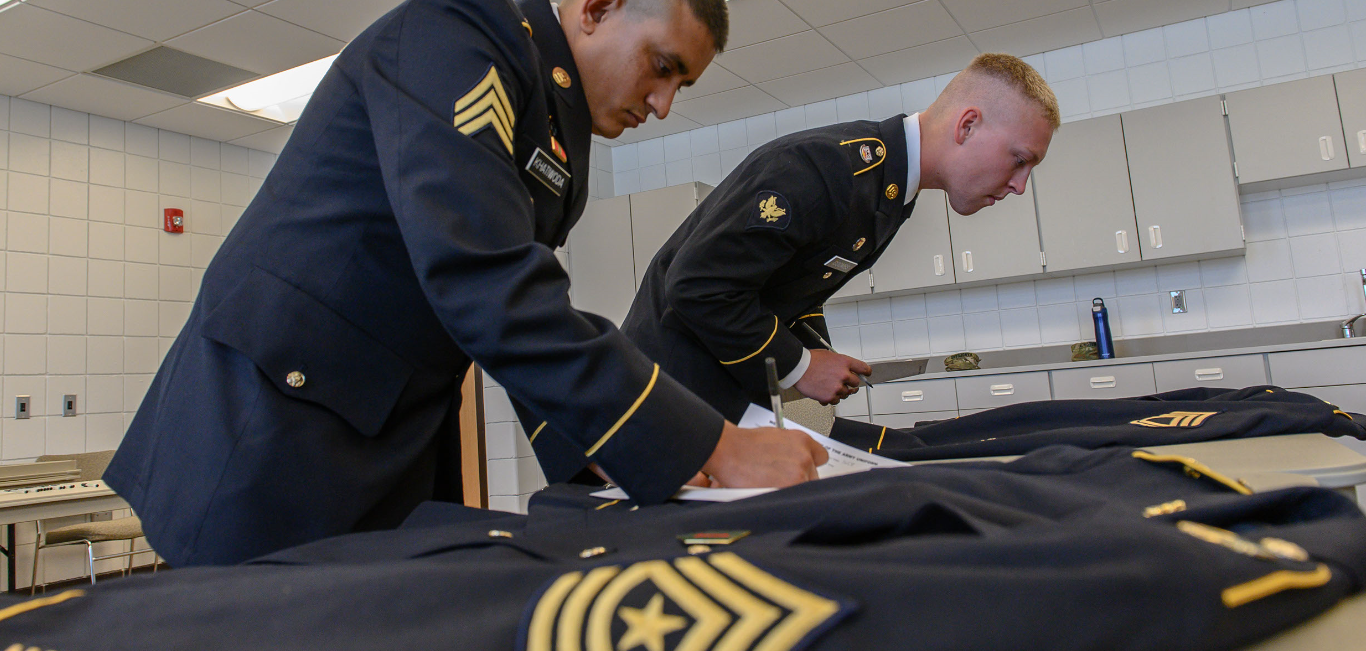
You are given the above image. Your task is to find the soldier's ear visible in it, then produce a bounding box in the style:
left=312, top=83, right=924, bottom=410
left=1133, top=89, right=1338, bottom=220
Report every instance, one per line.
left=954, top=107, right=981, bottom=146
left=579, top=0, right=624, bottom=33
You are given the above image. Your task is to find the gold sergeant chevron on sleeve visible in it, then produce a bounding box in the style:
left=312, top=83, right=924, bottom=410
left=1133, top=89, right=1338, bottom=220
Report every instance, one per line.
left=453, top=65, right=515, bottom=155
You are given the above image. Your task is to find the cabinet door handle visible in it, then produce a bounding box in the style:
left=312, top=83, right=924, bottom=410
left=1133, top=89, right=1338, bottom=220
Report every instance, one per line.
left=1149, top=225, right=1163, bottom=249
left=933, top=254, right=945, bottom=276
left=1115, top=230, right=1129, bottom=254
left=1194, top=368, right=1224, bottom=381
left=1320, top=136, right=1335, bottom=161
left=901, top=390, right=924, bottom=402
left=989, top=384, right=1015, bottom=396
left=1089, top=376, right=1117, bottom=389
left=962, top=251, right=974, bottom=273
left=1358, top=130, right=1365, bottom=155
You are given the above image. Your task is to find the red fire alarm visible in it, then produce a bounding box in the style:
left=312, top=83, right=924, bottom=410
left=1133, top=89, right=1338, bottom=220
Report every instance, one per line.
left=164, top=208, right=184, bottom=233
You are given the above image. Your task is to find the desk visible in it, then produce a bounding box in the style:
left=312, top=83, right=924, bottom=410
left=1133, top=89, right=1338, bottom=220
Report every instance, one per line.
left=0, top=483, right=128, bottom=593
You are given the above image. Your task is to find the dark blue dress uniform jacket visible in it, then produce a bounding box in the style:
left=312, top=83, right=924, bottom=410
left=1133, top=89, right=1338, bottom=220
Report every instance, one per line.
left=6, top=445, right=1366, bottom=651
left=620, top=116, right=916, bottom=425
left=102, top=0, right=724, bottom=567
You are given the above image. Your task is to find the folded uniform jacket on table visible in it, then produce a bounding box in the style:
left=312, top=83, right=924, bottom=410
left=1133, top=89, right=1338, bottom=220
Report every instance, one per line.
left=831, top=386, right=1366, bottom=461
left=3, top=445, right=1364, bottom=651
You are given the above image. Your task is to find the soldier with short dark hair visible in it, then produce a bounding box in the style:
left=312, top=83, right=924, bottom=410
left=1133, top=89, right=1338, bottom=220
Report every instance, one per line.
left=104, top=0, right=828, bottom=568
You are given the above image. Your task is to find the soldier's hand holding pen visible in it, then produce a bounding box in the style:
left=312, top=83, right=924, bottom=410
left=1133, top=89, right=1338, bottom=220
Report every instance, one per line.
left=698, top=421, right=828, bottom=488
left=795, top=349, right=872, bottom=405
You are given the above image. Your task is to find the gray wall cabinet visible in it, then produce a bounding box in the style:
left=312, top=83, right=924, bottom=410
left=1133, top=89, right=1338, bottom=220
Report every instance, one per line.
left=628, top=182, right=712, bottom=290
left=1033, top=114, right=1142, bottom=273
left=1336, top=68, right=1366, bottom=171
left=948, top=183, right=1043, bottom=283
left=567, top=195, right=636, bottom=326
left=1121, top=96, right=1244, bottom=261
left=869, top=189, right=956, bottom=293
left=1226, top=75, right=1350, bottom=185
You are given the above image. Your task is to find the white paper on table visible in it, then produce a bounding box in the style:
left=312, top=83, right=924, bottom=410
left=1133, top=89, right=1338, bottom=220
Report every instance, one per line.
left=736, top=403, right=909, bottom=479
left=590, top=404, right=907, bottom=503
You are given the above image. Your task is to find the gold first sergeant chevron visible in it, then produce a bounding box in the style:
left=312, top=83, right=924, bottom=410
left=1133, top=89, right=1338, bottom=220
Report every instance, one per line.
left=454, top=64, right=516, bottom=154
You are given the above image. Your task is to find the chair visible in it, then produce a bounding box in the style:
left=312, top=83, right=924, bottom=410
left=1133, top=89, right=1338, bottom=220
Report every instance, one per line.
left=30, top=451, right=157, bottom=594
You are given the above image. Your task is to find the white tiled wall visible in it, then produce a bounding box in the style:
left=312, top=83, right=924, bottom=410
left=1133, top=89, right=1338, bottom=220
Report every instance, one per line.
left=598, top=0, right=1366, bottom=364
left=1, top=93, right=277, bottom=587
left=481, top=373, right=548, bottom=513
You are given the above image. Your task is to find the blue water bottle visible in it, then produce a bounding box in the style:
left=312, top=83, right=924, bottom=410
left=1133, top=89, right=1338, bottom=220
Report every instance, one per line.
left=1091, top=298, right=1115, bottom=359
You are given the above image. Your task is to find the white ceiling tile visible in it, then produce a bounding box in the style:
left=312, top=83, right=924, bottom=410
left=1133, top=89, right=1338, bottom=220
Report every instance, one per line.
left=135, top=103, right=278, bottom=142
left=611, top=115, right=702, bottom=145
left=229, top=125, right=295, bottom=152
left=0, top=3, right=153, bottom=72
left=256, top=0, right=403, bottom=42
left=0, top=54, right=74, bottom=97
left=941, top=0, right=1091, bottom=32
left=670, top=86, right=787, bottom=126
left=20, top=74, right=186, bottom=122
left=968, top=7, right=1103, bottom=57
left=1231, top=0, right=1278, bottom=8
left=778, top=0, right=910, bottom=28
left=27, top=0, right=246, bottom=42
left=676, top=64, right=749, bottom=101
left=167, top=10, right=345, bottom=76
left=819, top=2, right=963, bottom=60
left=858, top=36, right=981, bottom=85
left=716, top=31, right=850, bottom=83
left=725, top=0, right=811, bottom=49
left=757, top=62, right=883, bottom=107
left=1093, top=0, right=1232, bottom=38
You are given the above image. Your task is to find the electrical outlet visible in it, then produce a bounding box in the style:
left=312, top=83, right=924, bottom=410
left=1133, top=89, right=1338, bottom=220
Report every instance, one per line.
left=1170, top=290, right=1187, bottom=314
left=15, top=395, right=30, bottom=420
left=63, top=394, right=78, bottom=417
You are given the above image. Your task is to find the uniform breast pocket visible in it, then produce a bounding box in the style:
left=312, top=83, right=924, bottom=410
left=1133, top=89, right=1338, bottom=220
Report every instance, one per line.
left=201, top=266, right=414, bottom=438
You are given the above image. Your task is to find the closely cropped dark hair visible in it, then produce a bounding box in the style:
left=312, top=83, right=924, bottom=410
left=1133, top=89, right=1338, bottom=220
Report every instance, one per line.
left=683, top=0, right=728, bottom=52
left=627, top=0, right=729, bottom=52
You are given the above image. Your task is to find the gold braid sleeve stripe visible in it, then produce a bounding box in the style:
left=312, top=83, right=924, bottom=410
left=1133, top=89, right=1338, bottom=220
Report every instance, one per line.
left=528, top=421, right=547, bottom=443
left=0, top=589, right=85, bottom=623
left=719, top=316, right=780, bottom=366
left=585, top=364, right=660, bottom=457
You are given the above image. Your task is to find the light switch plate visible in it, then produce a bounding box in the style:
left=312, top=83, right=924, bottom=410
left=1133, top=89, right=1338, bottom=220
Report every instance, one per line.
left=15, top=396, right=30, bottom=420
left=63, top=394, right=78, bottom=417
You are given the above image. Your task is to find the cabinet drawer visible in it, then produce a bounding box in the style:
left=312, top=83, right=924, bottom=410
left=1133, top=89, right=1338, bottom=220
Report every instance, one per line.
left=1051, top=364, right=1156, bottom=400
left=869, top=378, right=957, bottom=415
left=1269, top=347, right=1366, bottom=388
left=1153, top=355, right=1268, bottom=392
left=1291, top=385, right=1366, bottom=413
left=835, top=392, right=869, bottom=417
left=954, top=372, right=1051, bottom=410
left=879, top=411, right=960, bottom=429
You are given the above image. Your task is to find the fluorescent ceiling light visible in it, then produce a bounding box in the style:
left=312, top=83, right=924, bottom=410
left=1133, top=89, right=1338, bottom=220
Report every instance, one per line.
left=0, top=0, right=26, bottom=14
left=199, top=54, right=338, bottom=123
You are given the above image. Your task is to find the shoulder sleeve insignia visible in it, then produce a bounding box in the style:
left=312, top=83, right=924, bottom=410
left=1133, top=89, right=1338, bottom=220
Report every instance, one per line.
left=748, top=191, right=792, bottom=231
left=453, top=64, right=516, bottom=155
left=520, top=552, right=855, bottom=651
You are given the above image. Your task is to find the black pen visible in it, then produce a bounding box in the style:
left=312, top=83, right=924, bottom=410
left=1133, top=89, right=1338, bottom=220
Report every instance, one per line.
left=800, top=322, right=873, bottom=387
left=764, top=357, right=785, bottom=428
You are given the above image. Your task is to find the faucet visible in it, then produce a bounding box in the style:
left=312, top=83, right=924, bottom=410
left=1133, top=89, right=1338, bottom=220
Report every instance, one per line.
left=1342, top=269, right=1366, bottom=338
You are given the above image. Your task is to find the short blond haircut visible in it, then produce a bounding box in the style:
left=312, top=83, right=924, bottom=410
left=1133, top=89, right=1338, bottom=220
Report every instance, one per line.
left=947, top=53, right=1060, bottom=130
